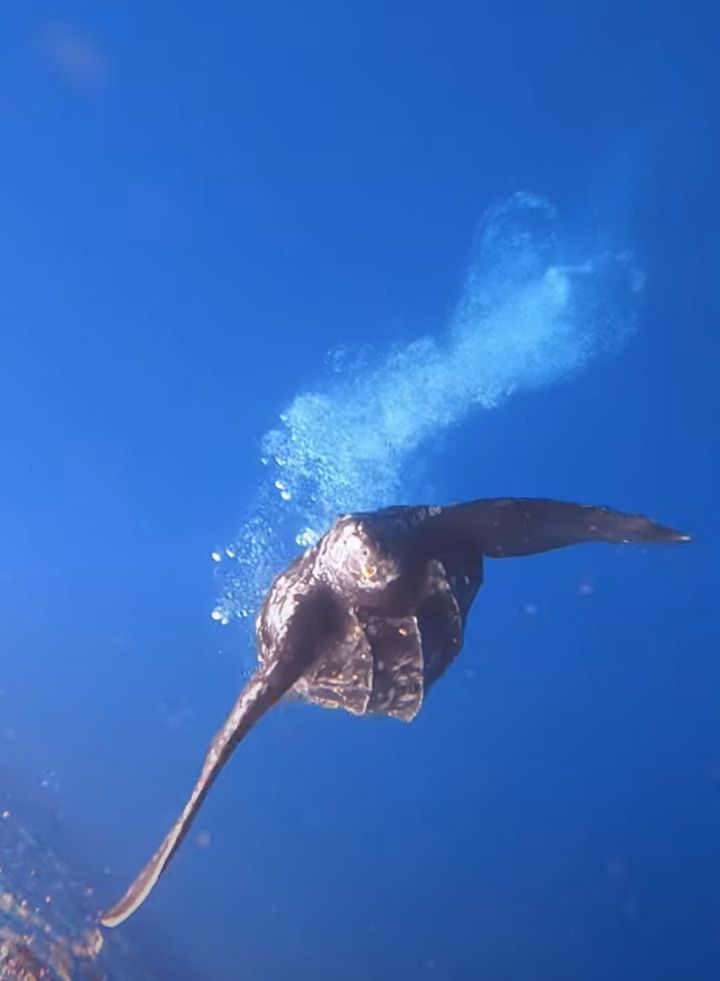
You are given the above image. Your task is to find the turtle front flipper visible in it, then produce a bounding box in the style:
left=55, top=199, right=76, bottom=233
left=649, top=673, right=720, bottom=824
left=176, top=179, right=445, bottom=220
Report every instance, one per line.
left=99, top=661, right=293, bottom=928
left=428, top=498, right=692, bottom=559
left=101, top=581, right=345, bottom=929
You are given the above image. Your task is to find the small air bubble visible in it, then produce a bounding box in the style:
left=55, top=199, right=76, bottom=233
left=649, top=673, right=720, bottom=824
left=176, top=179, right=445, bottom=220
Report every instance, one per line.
left=210, top=551, right=222, bottom=563
left=225, top=546, right=236, bottom=559
left=296, top=528, right=319, bottom=547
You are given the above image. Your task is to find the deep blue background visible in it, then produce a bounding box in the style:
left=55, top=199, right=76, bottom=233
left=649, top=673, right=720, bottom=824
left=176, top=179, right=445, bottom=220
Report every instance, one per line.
left=0, top=3, right=717, bottom=979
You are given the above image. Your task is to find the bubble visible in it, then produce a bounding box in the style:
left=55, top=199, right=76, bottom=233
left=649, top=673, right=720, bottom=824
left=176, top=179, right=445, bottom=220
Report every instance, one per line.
left=216, top=193, right=642, bottom=623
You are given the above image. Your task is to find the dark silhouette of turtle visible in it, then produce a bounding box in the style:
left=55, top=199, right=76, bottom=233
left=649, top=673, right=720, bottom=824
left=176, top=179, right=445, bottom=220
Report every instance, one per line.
left=101, top=497, right=690, bottom=928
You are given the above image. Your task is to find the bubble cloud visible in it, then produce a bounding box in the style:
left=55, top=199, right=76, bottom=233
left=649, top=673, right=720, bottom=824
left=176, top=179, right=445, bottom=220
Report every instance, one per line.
left=214, top=192, right=643, bottom=625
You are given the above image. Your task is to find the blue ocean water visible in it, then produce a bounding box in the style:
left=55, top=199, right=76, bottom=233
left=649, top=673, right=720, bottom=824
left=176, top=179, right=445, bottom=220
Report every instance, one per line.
left=0, top=3, right=716, bottom=980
